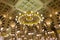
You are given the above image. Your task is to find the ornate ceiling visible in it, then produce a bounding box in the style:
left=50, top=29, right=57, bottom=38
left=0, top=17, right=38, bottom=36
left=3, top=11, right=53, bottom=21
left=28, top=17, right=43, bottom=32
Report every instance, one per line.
left=0, top=0, right=60, bottom=40
left=15, top=0, right=44, bottom=12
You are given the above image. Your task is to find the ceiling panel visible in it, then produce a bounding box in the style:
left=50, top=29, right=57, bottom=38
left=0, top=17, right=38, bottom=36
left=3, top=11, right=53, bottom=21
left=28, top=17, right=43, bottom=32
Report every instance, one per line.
left=15, top=0, right=43, bottom=12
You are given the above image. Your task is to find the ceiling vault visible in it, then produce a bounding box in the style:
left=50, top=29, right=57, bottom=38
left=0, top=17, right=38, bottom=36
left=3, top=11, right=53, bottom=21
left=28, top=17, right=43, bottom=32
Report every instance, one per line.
left=0, top=0, right=60, bottom=40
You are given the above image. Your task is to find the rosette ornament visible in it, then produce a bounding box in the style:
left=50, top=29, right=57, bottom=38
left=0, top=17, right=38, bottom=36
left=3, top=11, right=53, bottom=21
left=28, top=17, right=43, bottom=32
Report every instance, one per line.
left=17, top=11, right=42, bottom=26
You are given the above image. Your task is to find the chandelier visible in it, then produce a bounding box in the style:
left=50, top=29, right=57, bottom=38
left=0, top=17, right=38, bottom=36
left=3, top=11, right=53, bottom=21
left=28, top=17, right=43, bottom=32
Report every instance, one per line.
left=17, top=11, right=42, bottom=26
left=0, top=11, right=59, bottom=40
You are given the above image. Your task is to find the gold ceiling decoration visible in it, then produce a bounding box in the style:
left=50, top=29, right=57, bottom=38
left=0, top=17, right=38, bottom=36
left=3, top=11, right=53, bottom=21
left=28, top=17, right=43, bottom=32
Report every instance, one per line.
left=17, top=11, right=43, bottom=26
left=0, top=0, right=60, bottom=40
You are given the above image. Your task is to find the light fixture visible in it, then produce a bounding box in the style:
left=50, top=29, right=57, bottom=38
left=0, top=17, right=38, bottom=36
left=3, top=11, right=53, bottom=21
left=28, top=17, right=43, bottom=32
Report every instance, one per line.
left=49, top=14, right=52, bottom=17
left=1, top=27, right=4, bottom=31
left=0, top=11, right=59, bottom=40
left=17, top=11, right=43, bottom=26
left=55, top=12, right=58, bottom=15
left=9, top=16, right=12, bottom=20
left=44, top=18, right=52, bottom=26
left=9, top=21, right=16, bottom=28
left=59, top=24, right=60, bottom=27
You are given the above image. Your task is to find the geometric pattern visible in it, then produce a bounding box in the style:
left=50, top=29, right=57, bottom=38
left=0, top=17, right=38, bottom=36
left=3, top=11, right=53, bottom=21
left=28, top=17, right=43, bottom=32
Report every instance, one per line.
left=15, top=0, right=44, bottom=12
